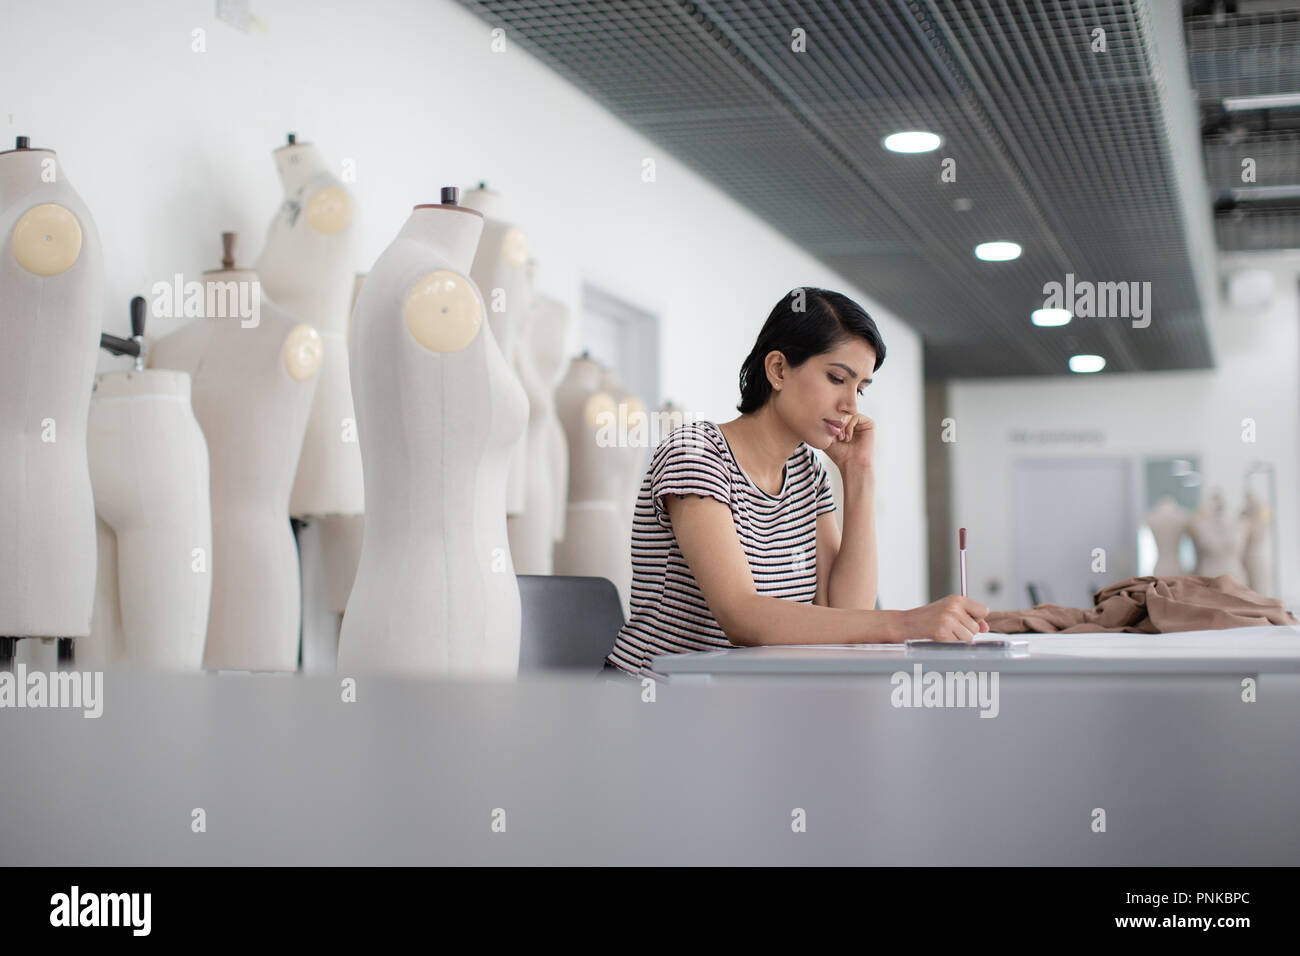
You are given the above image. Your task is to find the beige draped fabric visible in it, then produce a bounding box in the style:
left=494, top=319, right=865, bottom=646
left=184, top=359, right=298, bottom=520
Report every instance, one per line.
left=988, top=575, right=1298, bottom=634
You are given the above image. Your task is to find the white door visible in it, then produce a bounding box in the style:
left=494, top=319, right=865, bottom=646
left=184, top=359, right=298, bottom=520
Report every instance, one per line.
left=1011, top=457, right=1138, bottom=611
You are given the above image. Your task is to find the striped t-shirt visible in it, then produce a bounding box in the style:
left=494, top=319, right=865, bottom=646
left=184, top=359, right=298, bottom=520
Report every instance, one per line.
left=606, top=419, right=838, bottom=680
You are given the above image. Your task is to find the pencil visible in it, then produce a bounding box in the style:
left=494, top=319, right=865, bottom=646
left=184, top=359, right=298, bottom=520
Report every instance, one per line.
left=959, top=527, right=967, bottom=597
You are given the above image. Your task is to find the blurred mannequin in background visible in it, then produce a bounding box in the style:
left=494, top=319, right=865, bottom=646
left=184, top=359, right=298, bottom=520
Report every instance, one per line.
left=463, top=182, right=530, bottom=517
left=1145, top=494, right=1190, bottom=577
left=554, top=354, right=635, bottom=617
left=1188, top=488, right=1249, bottom=584
left=507, top=259, right=571, bottom=573
left=257, top=134, right=364, bottom=669
left=150, top=233, right=321, bottom=671
left=598, top=366, right=648, bottom=569
left=87, top=297, right=211, bottom=669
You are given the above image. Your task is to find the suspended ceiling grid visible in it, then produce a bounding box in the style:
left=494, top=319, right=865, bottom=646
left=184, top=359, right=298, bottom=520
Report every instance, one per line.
left=1187, top=6, right=1300, bottom=252
left=456, top=0, right=1215, bottom=378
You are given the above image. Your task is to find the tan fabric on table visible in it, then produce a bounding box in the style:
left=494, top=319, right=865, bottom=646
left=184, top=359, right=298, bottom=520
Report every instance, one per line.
left=987, top=574, right=1298, bottom=634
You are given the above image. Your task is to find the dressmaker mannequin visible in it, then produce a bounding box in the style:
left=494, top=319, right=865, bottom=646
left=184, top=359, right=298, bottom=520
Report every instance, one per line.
left=553, top=353, right=634, bottom=617
left=149, top=233, right=321, bottom=671
left=1241, top=492, right=1275, bottom=596
left=317, top=271, right=370, bottom=614
left=256, top=133, right=363, bottom=519
left=313, top=273, right=369, bottom=621
left=0, top=136, right=102, bottom=668
left=1188, top=489, right=1250, bottom=583
left=297, top=270, right=372, bottom=673
left=1145, top=494, right=1189, bottom=577
left=598, top=367, right=649, bottom=545
left=86, top=297, right=211, bottom=669
left=506, top=259, right=572, bottom=571
left=338, top=189, right=528, bottom=677
left=88, top=302, right=148, bottom=666
left=532, top=272, right=572, bottom=544
left=462, top=182, right=530, bottom=516
left=311, top=272, right=368, bottom=631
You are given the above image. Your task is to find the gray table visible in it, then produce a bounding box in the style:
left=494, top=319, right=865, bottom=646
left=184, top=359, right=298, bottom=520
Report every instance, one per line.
left=1, top=661, right=1297, bottom=864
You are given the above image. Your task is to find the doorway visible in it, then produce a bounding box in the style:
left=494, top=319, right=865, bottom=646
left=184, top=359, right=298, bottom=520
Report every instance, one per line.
left=1011, top=457, right=1139, bottom=610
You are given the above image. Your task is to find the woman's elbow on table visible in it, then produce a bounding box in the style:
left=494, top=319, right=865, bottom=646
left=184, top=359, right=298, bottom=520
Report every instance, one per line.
left=718, top=600, right=759, bottom=647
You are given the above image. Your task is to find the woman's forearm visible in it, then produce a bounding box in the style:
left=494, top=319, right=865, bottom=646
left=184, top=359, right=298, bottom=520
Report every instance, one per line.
left=828, top=469, right=879, bottom=610
left=726, top=593, right=904, bottom=646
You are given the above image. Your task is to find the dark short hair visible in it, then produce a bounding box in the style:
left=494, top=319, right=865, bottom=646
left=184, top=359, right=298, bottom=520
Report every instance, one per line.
left=736, top=288, right=886, bottom=413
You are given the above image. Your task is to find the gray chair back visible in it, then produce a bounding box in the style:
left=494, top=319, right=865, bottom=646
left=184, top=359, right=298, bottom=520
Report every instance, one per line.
left=518, top=575, right=625, bottom=672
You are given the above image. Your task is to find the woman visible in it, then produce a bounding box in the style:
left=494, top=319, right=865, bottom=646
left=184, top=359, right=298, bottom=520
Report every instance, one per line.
left=603, top=288, right=989, bottom=681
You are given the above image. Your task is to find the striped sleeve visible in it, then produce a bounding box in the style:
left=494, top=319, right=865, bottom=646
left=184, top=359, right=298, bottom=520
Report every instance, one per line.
left=813, top=452, right=838, bottom=517
left=650, top=428, right=731, bottom=530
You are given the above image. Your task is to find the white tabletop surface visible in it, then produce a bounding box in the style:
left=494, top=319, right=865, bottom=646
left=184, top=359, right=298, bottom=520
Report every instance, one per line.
left=651, top=625, right=1300, bottom=674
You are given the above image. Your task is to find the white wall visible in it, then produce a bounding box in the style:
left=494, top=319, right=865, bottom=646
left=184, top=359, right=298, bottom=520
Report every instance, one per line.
left=0, top=0, right=928, bottom=610
left=949, top=251, right=1300, bottom=615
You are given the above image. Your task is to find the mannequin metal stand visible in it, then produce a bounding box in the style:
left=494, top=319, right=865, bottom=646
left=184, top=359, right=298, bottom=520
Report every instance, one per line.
left=0, top=637, right=75, bottom=670
left=98, top=294, right=147, bottom=367
left=291, top=516, right=308, bottom=672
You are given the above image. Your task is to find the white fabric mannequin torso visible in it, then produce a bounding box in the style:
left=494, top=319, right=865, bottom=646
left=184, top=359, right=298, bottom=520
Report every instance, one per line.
left=598, top=369, right=649, bottom=544
left=0, top=142, right=103, bottom=639
left=313, top=270, right=372, bottom=616
left=149, top=261, right=321, bottom=671
left=1145, top=495, right=1189, bottom=577
left=553, top=357, right=634, bottom=615
left=532, top=287, right=572, bottom=543
left=462, top=186, right=530, bottom=516
left=86, top=368, right=212, bottom=668
left=506, top=261, right=573, bottom=571
left=338, top=199, right=528, bottom=676
left=256, top=140, right=363, bottom=518
left=1189, top=492, right=1250, bottom=583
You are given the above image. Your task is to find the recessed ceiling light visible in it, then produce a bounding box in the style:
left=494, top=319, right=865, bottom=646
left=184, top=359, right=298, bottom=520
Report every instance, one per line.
left=974, top=241, right=1021, bottom=261
left=883, top=130, right=941, bottom=153
left=1069, top=354, right=1106, bottom=373
left=1032, top=308, right=1072, bottom=326
left=1223, top=92, right=1300, bottom=111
